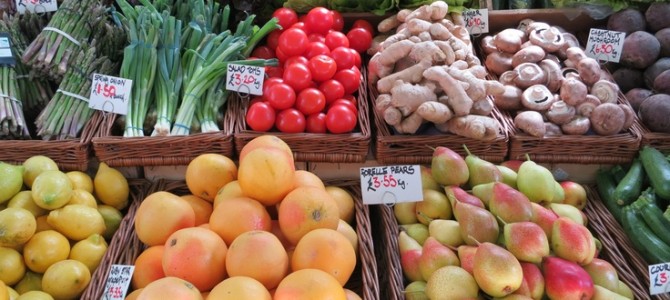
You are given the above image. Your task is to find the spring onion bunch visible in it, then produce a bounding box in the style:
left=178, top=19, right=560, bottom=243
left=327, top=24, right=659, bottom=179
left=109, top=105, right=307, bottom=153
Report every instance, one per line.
left=152, top=13, right=182, bottom=136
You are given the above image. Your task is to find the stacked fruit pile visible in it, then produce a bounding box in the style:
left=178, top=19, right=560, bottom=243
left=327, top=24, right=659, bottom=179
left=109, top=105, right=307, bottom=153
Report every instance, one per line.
left=0, top=156, right=129, bottom=299
left=127, top=136, right=362, bottom=299
left=392, top=147, right=634, bottom=299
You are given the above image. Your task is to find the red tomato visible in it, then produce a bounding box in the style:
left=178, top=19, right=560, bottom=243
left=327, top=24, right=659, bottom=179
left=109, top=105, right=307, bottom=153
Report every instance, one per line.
left=296, top=88, right=326, bottom=115
left=307, top=33, right=326, bottom=43
left=276, top=108, right=306, bottom=133
left=265, top=66, right=284, bottom=78
left=352, top=20, right=374, bottom=35
left=267, top=30, right=282, bottom=50
left=275, top=47, right=289, bottom=63
left=284, top=56, right=309, bottom=66
left=306, top=112, right=327, bottom=133
left=330, top=11, right=344, bottom=32
left=304, top=42, right=331, bottom=59
left=350, top=48, right=362, bottom=69
left=246, top=101, right=276, bottom=132
left=290, top=22, right=310, bottom=34
left=308, top=55, right=337, bottom=82
left=283, top=63, right=313, bottom=92
left=324, top=31, right=349, bottom=50
left=251, top=46, right=275, bottom=59
left=262, top=78, right=284, bottom=96
left=318, top=79, right=345, bottom=104
left=249, top=96, right=264, bottom=106
left=342, top=94, right=356, bottom=103
left=278, top=28, right=309, bottom=57
left=329, top=99, right=357, bottom=115
left=330, top=47, right=356, bottom=70
left=346, top=28, right=373, bottom=53
left=272, top=8, right=298, bottom=30
left=326, top=105, right=357, bottom=134
left=304, top=7, right=333, bottom=35
left=334, top=68, right=361, bottom=95
left=265, top=82, right=296, bottom=110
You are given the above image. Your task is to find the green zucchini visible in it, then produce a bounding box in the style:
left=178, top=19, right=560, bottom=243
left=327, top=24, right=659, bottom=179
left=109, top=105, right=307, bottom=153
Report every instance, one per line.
left=640, top=146, right=670, bottom=200
left=613, top=159, right=644, bottom=206
left=664, top=206, right=670, bottom=223
left=610, top=165, right=628, bottom=183
left=621, top=205, right=670, bottom=264
left=596, top=169, right=623, bottom=223
left=636, top=196, right=670, bottom=245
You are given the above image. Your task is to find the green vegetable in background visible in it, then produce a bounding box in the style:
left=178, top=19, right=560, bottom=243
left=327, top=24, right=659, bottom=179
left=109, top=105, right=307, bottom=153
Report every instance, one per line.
left=328, top=0, right=398, bottom=15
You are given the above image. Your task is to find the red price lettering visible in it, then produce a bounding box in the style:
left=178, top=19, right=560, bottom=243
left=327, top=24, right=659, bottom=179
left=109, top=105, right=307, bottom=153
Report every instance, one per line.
left=107, top=286, right=122, bottom=298
left=30, top=0, right=38, bottom=4
left=661, top=272, right=668, bottom=284
left=96, top=83, right=117, bottom=98
left=243, top=75, right=256, bottom=85
left=467, top=17, right=481, bottom=27
left=594, top=43, right=613, bottom=54
left=373, top=176, right=381, bottom=189
left=233, top=73, right=242, bottom=86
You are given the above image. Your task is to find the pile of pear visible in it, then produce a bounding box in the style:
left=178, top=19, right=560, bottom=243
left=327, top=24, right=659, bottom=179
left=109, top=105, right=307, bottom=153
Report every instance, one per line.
left=394, top=146, right=634, bottom=300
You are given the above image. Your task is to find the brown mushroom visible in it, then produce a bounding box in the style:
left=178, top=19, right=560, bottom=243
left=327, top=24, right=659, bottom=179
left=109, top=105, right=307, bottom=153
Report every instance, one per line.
left=480, top=35, right=498, bottom=55
left=620, top=104, right=636, bottom=131
left=560, top=77, right=588, bottom=106
left=590, top=79, right=620, bottom=104
left=544, top=54, right=562, bottom=65
left=515, top=111, right=546, bottom=137
left=516, top=18, right=537, bottom=33
left=525, top=22, right=551, bottom=36
left=499, top=71, right=518, bottom=86
left=565, top=47, right=587, bottom=68
left=522, top=84, right=554, bottom=111
left=485, top=52, right=514, bottom=76
left=512, top=45, right=546, bottom=68
left=556, top=32, right=581, bottom=59
left=520, top=41, right=535, bottom=49
left=577, top=57, right=602, bottom=86
left=545, top=122, right=564, bottom=136
left=576, top=95, right=601, bottom=117
left=546, top=101, right=576, bottom=125
left=590, top=103, right=626, bottom=135
left=494, top=28, right=526, bottom=54
left=561, top=116, right=591, bottom=135
left=562, top=67, right=581, bottom=81
left=514, top=63, right=547, bottom=89
left=494, top=85, right=524, bottom=111
left=529, top=27, right=566, bottom=53
left=539, top=59, right=563, bottom=93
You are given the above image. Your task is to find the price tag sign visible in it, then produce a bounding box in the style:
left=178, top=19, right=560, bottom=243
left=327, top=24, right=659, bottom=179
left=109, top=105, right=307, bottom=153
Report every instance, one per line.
left=585, top=29, right=626, bottom=63
left=89, top=73, right=132, bottom=115
left=16, top=0, right=58, bottom=14
left=650, top=262, right=670, bottom=295
left=102, top=264, right=134, bottom=300
left=0, top=33, right=15, bottom=66
left=225, top=63, right=265, bottom=96
left=463, top=9, right=489, bottom=35
left=360, top=165, right=423, bottom=205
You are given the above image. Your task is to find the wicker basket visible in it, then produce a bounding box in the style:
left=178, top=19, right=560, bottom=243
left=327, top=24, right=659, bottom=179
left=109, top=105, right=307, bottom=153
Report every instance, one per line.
left=0, top=110, right=103, bottom=171
left=233, top=69, right=372, bottom=163
left=371, top=86, right=510, bottom=165
left=91, top=98, right=236, bottom=167
left=639, top=123, right=670, bottom=153
left=84, top=179, right=380, bottom=300
left=372, top=186, right=659, bottom=300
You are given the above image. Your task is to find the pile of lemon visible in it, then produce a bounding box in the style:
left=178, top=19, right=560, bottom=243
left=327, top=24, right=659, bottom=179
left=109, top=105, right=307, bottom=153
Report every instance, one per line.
left=0, top=156, right=129, bottom=300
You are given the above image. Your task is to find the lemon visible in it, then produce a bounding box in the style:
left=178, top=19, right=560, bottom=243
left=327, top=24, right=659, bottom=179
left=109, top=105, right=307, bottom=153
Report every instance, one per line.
left=22, top=230, right=71, bottom=273
left=47, top=204, right=106, bottom=241
left=67, top=189, right=98, bottom=208
left=0, top=208, right=36, bottom=248
left=65, top=171, right=94, bottom=194
left=7, top=286, right=18, bottom=300
left=0, top=247, right=25, bottom=285
left=97, top=205, right=123, bottom=240
left=69, top=234, right=108, bottom=273
left=42, top=259, right=91, bottom=299
left=16, top=290, right=53, bottom=300
left=94, top=163, right=129, bottom=210
left=22, top=156, right=58, bottom=188
left=35, top=215, right=54, bottom=232
left=13, top=270, right=42, bottom=294
left=31, top=170, right=73, bottom=210
left=0, top=162, right=24, bottom=205
left=8, top=191, right=47, bottom=217
left=0, top=280, right=8, bottom=300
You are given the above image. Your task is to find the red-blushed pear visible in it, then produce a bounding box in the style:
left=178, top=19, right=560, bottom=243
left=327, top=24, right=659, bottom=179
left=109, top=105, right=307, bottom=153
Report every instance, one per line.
left=454, top=201, right=500, bottom=246
left=551, top=217, right=596, bottom=265
left=457, top=245, right=478, bottom=275
left=431, top=146, right=469, bottom=186
left=420, top=166, right=442, bottom=192
left=472, top=242, right=524, bottom=298
left=530, top=202, right=559, bottom=240
left=503, top=222, right=550, bottom=264
left=501, top=160, right=524, bottom=172
left=582, top=258, right=619, bottom=292
left=487, top=182, right=534, bottom=223
left=446, top=186, right=485, bottom=219
left=542, top=256, right=594, bottom=300
left=518, top=262, right=545, bottom=300
left=418, top=237, right=460, bottom=280
left=399, top=231, right=424, bottom=282
left=561, top=181, right=588, bottom=209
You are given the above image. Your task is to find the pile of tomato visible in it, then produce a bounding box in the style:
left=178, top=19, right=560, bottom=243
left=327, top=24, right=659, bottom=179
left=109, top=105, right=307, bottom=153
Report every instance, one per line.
left=245, top=7, right=373, bottom=134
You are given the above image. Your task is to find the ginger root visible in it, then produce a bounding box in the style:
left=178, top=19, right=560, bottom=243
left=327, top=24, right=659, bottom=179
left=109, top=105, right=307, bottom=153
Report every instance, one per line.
left=417, top=101, right=454, bottom=124
left=394, top=111, right=426, bottom=134
left=377, top=59, right=432, bottom=93
left=390, top=80, right=438, bottom=116
left=424, top=66, right=473, bottom=116
left=436, top=115, right=500, bottom=141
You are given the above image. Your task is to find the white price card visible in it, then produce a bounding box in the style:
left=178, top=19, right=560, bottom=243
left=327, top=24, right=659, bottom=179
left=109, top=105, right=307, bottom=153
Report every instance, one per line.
left=585, top=29, right=626, bottom=63
left=89, top=73, right=132, bottom=115
left=463, top=9, right=489, bottom=35
left=360, top=165, right=423, bottom=205
left=0, top=33, right=15, bottom=66
left=102, top=264, right=134, bottom=300
left=650, top=262, right=670, bottom=295
left=16, top=0, right=58, bottom=14
left=225, top=63, right=265, bottom=96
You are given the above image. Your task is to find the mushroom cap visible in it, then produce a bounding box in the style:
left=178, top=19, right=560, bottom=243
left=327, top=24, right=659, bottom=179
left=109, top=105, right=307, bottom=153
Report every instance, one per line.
left=540, top=59, right=564, bottom=93
left=522, top=84, right=555, bottom=111
left=546, top=101, right=576, bottom=125
left=562, top=116, right=591, bottom=135
left=514, top=63, right=547, bottom=89
left=529, top=27, right=566, bottom=53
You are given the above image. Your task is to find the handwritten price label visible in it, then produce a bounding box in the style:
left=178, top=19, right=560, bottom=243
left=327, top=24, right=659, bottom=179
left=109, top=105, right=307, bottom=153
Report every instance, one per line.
left=16, top=0, right=58, bottom=14
left=463, top=9, right=488, bottom=35
left=650, top=262, right=670, bottom=295
left=102, top=265, right=134, bottom=300
left=225, top=63, right=265, bottom=96
left=89, top=73, right=132, bottom=115
left=359, top=165, right=423, bottom=205
left=585, top=29, right=626, bottom=63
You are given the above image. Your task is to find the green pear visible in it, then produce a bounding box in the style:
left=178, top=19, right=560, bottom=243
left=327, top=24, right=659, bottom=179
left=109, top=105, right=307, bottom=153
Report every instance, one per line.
left=464, top=145, right=502, bottom=187
left=617, top=280, right=634, bottom=299
left=472, top=182, right=494, bottom=207
left=551, top=217, right=596, bottom=265
left=517, top=158, right=555, bottom=204
left=487, top=182, right=533, bottom=223
left=550, top=203, right=586, bottom=225
left=416, top=189, right=452, bottom=225
left=399, top=231, right=424, bottom=282
left=428, top=219, right=464, bottom=247
left=421, top=166, right=442, bottom=192
left=431, top=146, right=469, bottom=186
left=419, top=237, right=460, bottom=280
left=473, top=242, right=524, bottom=298
left=494, top=295, right=534, bottom=300
left=401, top=223, right=430, bottom=245
left=552, top=181, right=565, bottom=203
left=497, top=165, right=518, bottom=189
left=583, top=258, right=619, bottom=292
left=593, top=285, right=629, bottom=300
left=405, top=281, right=429, bottom=300
left=425, top=266, right=479, bottom=299
left=455, top=201, right=499, bottom=246
left=503, top=222, right=550, bottom=264
left=394, top=202, right=418, bottom=225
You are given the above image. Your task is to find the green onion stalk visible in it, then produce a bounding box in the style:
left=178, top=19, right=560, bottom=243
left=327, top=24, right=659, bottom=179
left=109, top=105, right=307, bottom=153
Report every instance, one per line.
left=152, top=13, right=182, bottom=136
